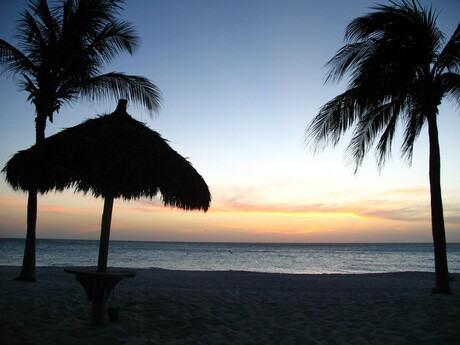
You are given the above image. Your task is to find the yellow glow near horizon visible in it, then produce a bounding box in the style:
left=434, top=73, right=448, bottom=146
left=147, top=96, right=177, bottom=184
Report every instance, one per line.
left=0, top=183, right=458, bottom=243
left=210, top=209, right=376, bottom=220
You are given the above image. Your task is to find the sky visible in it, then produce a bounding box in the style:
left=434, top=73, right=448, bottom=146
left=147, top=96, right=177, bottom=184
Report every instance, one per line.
left=0, top=0, right=459, bottom=243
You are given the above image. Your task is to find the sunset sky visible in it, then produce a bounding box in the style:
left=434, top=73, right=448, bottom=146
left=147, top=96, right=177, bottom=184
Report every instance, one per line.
left=0, top=0, right=459, bottom=243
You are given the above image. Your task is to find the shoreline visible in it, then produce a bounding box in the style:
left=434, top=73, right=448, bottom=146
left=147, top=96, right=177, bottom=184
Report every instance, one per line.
left=1, top=266, right=459, bottom=344
left=3, top=237, right=451, bottom=243
left=3, top=241, right=458, bottom=274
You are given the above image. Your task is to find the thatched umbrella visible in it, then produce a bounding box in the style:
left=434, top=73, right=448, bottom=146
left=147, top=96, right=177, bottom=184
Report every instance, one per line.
left=3, top=100, right=211, bottom=272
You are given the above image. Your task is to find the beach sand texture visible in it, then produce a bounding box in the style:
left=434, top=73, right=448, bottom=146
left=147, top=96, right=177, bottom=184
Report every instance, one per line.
left=1, top=266, right=459, bottom=345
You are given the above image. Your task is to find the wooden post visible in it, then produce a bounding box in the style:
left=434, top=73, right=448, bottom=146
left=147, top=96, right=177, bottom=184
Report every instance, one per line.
left=91, top=276, right=108, bottom=325
left=98, top=195, right=114, bottom=272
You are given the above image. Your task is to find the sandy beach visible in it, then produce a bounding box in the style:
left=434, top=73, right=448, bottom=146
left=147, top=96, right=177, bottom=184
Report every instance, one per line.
left=1, top=266, right=459, bottom=345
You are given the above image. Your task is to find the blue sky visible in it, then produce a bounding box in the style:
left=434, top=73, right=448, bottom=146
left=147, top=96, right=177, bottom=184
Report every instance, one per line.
left=0, top=0, right=459, bottom=242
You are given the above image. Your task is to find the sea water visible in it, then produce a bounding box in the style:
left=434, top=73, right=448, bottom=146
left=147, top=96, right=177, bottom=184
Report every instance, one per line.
left=1, top=238, right=459, bottom=274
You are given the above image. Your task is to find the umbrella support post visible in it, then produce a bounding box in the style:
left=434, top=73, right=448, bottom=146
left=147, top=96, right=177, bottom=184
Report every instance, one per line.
left=64, top=268, right=135, bottom=326
left=98, top=195, right=114, bottom=272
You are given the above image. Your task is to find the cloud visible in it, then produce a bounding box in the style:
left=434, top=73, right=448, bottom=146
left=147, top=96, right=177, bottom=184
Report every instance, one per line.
left=38, top=205, right=99, bottom=214
left=207, top=182, right=435, bottom=224
left=386, top=187, right=428, bottom=196
left=0, top=194, right=27, bottom=210
left=359, top=207, right=430, bottom=223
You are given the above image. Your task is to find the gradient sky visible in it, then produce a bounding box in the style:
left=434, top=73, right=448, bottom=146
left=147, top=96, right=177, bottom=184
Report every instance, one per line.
left=0, top=0, right=459, bottom=243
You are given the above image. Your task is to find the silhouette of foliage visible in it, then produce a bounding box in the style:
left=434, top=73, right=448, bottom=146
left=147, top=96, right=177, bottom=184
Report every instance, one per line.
left=306, top=0, right=459, bottom=294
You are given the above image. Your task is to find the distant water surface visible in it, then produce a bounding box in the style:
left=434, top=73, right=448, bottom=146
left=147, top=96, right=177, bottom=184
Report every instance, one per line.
left=1, top=239, right=459, bottom=274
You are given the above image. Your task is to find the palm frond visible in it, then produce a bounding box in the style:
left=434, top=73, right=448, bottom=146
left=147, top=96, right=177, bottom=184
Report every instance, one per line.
left=85, top=20, right=139, bottom=67
left=0, top=40, right=37, bottom=77
left=20, top=73, right=39, bottom=98
left=17, top=10, right=47, bottom=58
left=306, top=88, right=363, bottom=153
left=438, top=72, right=460, bottom=107
left=324, top=41, right=375, bottom=84
left=29, top=0, right=60, bottom=43
left=64, top=0, right=124, bottom=38
left=375, top=109, right=398, bottom=171
left=400, top=107, right=425, bottom=164
left=434, top=23, right=460, bottom=74
left=345, top=101, right=401, bottom=172
left=77, top=72, right=162, bottom=113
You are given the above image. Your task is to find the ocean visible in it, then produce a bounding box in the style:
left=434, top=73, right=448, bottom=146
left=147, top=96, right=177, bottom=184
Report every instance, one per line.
left=1, top=238, right=459, bottom=274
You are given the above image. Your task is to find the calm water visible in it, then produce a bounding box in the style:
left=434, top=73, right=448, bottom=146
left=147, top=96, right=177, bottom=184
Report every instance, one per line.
left=1, top=239, right=459, bottom=274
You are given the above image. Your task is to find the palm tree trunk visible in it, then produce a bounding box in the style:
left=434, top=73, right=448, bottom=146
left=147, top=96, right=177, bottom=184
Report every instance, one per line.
left=16, top=190, right=37, bottom=282
left=97, top=195, right=114, bottom=272
left=35, top=114, right=47, bottom=143
left=427, top=113, right=451, bottom=294
left=16, top=114, right=47, bottom=282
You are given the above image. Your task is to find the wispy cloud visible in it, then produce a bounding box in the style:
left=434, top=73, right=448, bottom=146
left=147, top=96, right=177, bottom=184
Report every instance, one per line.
left=208, top=182, right=434, bottom=224
left=38, top=205, right=99, bottom=214
left=0, top=194, right=27, bottom=210
left=214, top=222, right=333, bottom=235
left=386, top=187, right=428, bottom=196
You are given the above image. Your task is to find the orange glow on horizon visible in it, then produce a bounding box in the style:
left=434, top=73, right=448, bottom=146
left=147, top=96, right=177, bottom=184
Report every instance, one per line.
left=1, top=186, right=457, bottom=243
left=208, top=206, right=383, bottom=222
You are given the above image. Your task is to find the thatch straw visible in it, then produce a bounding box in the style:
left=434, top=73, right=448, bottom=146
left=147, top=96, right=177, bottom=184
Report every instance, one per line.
left=3, top=100, right=211, bottom=211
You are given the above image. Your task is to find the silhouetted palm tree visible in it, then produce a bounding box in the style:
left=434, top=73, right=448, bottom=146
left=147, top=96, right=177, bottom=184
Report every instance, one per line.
left=306, top=0, right=459, bottom=294
left=0, top=0, right=161, bottom=281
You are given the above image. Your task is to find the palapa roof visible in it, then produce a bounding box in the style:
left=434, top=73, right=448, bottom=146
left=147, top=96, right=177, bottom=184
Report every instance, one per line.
left=3, top=100, right=211, bottom=211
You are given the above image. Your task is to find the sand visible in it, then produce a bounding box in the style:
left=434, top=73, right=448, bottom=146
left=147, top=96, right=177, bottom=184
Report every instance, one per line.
left=0, top=266, right=459, bottom=345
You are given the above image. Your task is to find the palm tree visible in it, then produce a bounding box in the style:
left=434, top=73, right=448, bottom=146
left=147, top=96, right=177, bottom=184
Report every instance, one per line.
left=0, top=0, right=162, bottom=282
left=306, top=0, right=459, bottom=294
